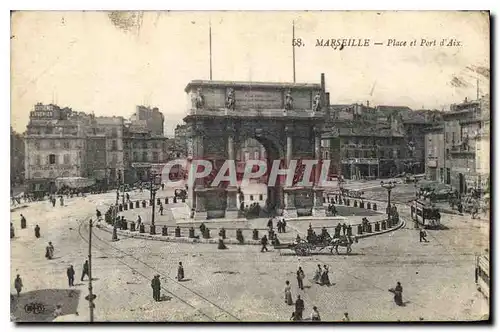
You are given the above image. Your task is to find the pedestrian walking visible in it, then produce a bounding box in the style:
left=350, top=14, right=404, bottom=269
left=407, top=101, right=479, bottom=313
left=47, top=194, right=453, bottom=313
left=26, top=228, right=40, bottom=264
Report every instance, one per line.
left=96, top=209, right=102, bottom=221
left=390, top=281, right=403, bottom=306
left=284, top=280, right=293, bottom=305
left=282, top=218, right=287, bottom=233
left=313, top=264, right=322, bottom=284
left=267, top=218, right=273, bottom=231
left=342, top=312, right=350, bottom=322
left=151, top=275, right=161, bottom=301
left=159, top=203, right=164, bottom=216
left=297, top=267, right=305, bottom=290
left=342, top=223, right=347, bottom=236
left=60, top=196, right=64, bottom=206
left=320, top=265, right=331, bottom=286
left=277, top=219, right=282, bottom=233
left=177, top=262, right=184, bottom=281
left=14, top=275, right=23, bottom=297
left=311, top=306, right=321, bottom=321
left=34, top=225, right=41, bottom=238
left=52, top=198, right=56, bottom=207
left=45, top=242, right=54, bottom=260
left=419, top=229, right=428, bottom=242
left=81, top=260, right=89, bottom=281
left=67, top=265, right=75, bottom=287
left=260, top=235, right=269, bottom=252
left=295, top=295, right=304, bottom=321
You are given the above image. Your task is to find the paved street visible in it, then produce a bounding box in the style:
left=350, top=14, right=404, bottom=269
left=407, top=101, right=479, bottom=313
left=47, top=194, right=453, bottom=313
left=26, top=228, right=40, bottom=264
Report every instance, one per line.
left=10, top=186, right=489, bottom=322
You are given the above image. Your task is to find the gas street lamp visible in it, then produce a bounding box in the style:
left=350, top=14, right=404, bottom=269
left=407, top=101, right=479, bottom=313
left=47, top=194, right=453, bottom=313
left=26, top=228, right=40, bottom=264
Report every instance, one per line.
left=149, top=171, right=161, bottom=235
left=380, top=180, right=397, bottom=221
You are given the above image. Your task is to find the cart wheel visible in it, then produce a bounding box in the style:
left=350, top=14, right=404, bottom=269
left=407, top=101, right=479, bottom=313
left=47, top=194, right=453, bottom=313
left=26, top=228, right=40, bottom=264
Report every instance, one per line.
left=295, top=248, right=305, bottom=256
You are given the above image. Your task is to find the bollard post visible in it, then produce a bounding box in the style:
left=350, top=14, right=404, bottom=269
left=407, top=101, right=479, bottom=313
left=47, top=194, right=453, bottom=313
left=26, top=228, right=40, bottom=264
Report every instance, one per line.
left=175, top=226, right=181, bottom=237
left=123, top=204, right=128, bottom=211
left=367, top=202, right=371, bottom=209
left=236, top=229, right=244, bottom=244
left=360, top=201, right=365, bottom=209
left=21, top=219, right=26, bottom=229
left=357, top=224, right=363, bottom=235
left=119, top=204, right=123, bottom=212
left=139, top=224, right=145, bottom=233
left=354, top=200, right=358, bottom=208
left=150, top=225, right=156, bottom=235
left=157, top=198, right=161, bottom=205
left=368, top=223, right=372, bottom=233
left=129, top=202, right=134, bottom=209
left=136, top=201, right=140, bottom=208
left=373, top=203, right=377, bottom=211
left=189, top=227, right=195, bottom=238
left=165, top=197, right=169, bottom=204
left=130, top=222, right=136, bottom=232
left=381, top=220, right=387, bottom=230
left=203, top=228, right=210, bottom=239
left=347, top=199, right=350, bottom=206
left=149, top=199, right=153, bottom=206
left=142, top=201, right=146, bottom=208
left=162, top=226, right=168, bottom=236
left=375, top=222, right=380, bottom=232
left=122, top=221, right=128, bottom=230
left=252, top=229, right=259, bottom=240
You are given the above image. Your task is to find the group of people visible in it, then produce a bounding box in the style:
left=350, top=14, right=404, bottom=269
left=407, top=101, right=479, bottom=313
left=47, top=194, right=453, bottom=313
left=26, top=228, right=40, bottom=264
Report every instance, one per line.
left=242, top=202, right=262, bottom=219
left=284, top=264, right=336, bottom=321
left=267, top=216, right=287, bottom=233
left=66, top=260, right=90, bottom=287
left=151, top=262, right=185, bottom=302
left=326, top=204, right=338, bottom=216
left=306, top=223, right=352, bottom=244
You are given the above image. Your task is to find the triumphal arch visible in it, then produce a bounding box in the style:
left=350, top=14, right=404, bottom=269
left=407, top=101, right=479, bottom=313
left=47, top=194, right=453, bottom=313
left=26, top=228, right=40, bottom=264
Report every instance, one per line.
left=183, top=76, right=328, bottom=220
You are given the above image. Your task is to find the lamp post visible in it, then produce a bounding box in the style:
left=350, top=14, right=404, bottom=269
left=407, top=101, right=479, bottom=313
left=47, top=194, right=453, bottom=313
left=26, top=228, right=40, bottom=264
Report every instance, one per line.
left=381, top=180, right=397, bottom=223
left=149, top=171, right=160, bottom=235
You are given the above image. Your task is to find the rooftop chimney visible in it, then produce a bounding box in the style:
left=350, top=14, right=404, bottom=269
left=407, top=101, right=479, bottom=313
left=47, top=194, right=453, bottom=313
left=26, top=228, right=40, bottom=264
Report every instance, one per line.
left=320, top=73, right=326, bottom=108
left=367, top=100, right=370, bottom=108
left=325, top=92, right=330, bottom=107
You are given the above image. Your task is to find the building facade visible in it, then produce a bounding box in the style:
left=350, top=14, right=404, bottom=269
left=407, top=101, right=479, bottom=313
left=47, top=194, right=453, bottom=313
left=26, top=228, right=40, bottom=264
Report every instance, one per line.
left=11, top=127, right=25, bottom=186
left=24, top=104, right=88, bottom=192
left=322, top=104, right=432, bottom=180
left=424, top=96, right=490, bottom=193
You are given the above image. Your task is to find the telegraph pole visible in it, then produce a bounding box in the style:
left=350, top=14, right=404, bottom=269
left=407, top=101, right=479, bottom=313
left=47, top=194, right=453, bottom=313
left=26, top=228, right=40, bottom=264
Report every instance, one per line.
left=88, top=219, right=95, bottom=322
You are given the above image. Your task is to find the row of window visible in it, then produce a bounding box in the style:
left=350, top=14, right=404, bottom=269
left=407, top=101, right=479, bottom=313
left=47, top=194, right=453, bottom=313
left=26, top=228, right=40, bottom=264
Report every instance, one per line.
left=124, top=141, right=165, bottom=150
left=124, top=151, right=161, bottom=163
left=33, top=140, right=72, bottom=149
left=341, top=149, right=401, bottom=159
left=34, top=154, right=71, bottom=165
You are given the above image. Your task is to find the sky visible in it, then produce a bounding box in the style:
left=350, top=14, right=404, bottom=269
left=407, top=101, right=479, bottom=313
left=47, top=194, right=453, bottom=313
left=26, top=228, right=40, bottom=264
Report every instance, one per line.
left=11, top=11, right=490, bottom=136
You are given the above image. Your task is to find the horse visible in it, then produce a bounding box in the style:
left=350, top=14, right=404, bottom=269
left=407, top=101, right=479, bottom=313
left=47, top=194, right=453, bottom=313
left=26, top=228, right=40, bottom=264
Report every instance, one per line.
left=331, top=236, right=358, bottom=254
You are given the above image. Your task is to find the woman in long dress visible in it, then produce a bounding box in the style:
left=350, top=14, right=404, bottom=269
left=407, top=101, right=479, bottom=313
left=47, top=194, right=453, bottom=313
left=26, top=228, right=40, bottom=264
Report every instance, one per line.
left=313, top=264, right=322, bottom=284
left=321, top=265, right=330, bottom=286
left=284, top=280, right=293, bottom=305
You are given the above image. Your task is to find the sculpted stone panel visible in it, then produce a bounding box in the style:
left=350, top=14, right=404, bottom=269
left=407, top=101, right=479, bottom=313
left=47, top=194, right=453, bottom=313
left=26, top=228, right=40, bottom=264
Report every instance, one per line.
left=234, top=89, right=282, bottom=109
left=291, top=90, right=311, bottom=110
left=293, top=137, right=314, bottom=158
left=204, top=136, right=227, bottom=158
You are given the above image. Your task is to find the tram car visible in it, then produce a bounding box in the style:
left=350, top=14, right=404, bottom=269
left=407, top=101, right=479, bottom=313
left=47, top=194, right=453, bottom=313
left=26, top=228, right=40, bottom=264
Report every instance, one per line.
left=410, top=199, right=442, bottom=229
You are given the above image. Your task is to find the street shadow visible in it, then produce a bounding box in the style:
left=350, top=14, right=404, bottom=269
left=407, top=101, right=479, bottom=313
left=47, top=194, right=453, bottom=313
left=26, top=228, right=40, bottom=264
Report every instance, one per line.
left=73, top=283, right=85, bottom=287
left=303, top=285, right=312, bottom=289
left=11, top=288, right=81, bottom=322
left=159, top=295, right=172, bottom=302
left=177, top=278, right=192, bottom=282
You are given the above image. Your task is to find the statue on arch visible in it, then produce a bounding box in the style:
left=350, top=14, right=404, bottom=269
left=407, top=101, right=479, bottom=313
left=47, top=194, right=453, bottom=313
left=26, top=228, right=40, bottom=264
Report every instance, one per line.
left=313, top=92, right=321, bottom=112
left=225, top=88, right=236, bottom=110
left=285, top=90, right=294, bottom=110
left=192, top=88, right=205, bottom=109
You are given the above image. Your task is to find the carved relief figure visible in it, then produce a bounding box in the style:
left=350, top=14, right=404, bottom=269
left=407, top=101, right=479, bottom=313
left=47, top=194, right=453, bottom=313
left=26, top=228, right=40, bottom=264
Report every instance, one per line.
left=192, top=88, right=205, bottom=109
left=285, top=90, right=294, bottom=110
left=312, top=92, right=321, bottom=112
left=226, top=88, right=236, bottom=110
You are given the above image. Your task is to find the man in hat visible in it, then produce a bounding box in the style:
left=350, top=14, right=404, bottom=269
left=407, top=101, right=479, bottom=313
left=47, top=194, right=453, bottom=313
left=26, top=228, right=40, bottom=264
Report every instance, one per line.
left=295, top=295, right=305, bottom=320
left=151, top=275, right=161, bottom=301
left=34, top=224, right=41, bottom=238
left=81, top=260, right=89, bottom=281
left=67, top=265, right=75, bottom=287
left=177, top=262, right=184, bottom=281
left=14, top=274, right=23, bottom=297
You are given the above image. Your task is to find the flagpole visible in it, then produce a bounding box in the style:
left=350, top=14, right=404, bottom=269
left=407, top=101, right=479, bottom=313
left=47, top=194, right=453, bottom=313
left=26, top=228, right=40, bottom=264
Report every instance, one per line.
left=209, top=19, right=213, bottom=80
left=292, top=21, right=296, bottom=83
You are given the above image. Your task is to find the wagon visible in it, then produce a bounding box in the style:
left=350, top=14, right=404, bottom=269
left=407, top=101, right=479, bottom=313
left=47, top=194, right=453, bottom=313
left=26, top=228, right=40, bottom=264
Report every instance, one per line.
left=274, top=236, right=358, bottom=256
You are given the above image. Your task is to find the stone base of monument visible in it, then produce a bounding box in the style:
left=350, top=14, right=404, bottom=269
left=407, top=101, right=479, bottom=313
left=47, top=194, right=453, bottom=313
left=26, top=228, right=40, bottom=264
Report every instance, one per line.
left=224, top=209, right=239, bottom=219
left=312, top=206, right=327, bottom=217
left=194, top=211, right=208, bottom=220
left=283, top=207, right=298, bottom=219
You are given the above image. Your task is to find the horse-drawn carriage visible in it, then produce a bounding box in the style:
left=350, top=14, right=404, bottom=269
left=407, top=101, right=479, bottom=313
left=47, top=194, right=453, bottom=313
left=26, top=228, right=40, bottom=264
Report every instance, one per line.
left=274, top=235, right=358, bottom=256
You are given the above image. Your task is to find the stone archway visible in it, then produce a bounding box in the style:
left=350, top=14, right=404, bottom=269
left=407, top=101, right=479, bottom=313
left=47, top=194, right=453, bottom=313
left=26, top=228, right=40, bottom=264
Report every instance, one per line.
left=184, top=78, right=329, bottom=220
